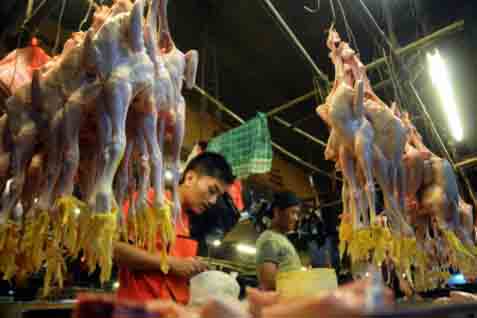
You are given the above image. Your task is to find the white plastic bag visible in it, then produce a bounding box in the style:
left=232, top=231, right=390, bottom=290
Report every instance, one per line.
left=188, top=270, right=241, bottom=307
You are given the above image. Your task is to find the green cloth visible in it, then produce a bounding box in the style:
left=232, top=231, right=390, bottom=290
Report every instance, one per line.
left=207, top=113, right=272, bottom=179
left=256, top=230, right=302, bottom=273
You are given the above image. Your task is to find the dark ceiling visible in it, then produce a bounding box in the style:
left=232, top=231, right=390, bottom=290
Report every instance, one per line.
left=170, top=0, right=477, bottom=201
left=0, top=0, right=476, bottom=202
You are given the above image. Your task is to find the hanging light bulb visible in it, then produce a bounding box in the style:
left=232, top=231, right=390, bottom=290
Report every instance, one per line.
left=236, top=243, right=256, bottom=255
left=426, top=49, right=463, bottom=142
left=164, top=169, right=174, bottom=182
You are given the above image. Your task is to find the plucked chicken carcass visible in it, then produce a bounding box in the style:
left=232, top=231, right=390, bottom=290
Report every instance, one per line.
left=73, top=279, right=393, bottom=318
left=318, top=27, right=410, bottom=233
left=158, top=0, right=199, bottom=221
left=0, top=0, right=170, bottom=291
left=318, top=57, right=376, bottom=228
left=318, top=27, right=477, bottom=290
left=0, top=38, right=50, bottom=101
left=363, top=100, right=408, bottom=214
left=418, top=156, right=477, bottom=275
left=0, top=30, right=97, bottom=226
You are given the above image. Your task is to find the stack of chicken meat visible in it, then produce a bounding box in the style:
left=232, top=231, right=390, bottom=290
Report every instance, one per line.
left=317, top=26, right=477, bottom=292
left=0, top=0, right=198, bottom=295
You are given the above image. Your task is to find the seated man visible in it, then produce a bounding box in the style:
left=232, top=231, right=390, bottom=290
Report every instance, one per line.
left=256, top=191, right=302, bottom=291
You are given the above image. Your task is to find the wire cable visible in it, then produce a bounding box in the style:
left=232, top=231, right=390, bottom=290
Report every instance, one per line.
left=336, top=0, right=360, bottom=56
left=79, top=0, right=94, bottom=31
left=53, top=0, right=68, bottom=55
left=329, top=0, right=336, bottom=23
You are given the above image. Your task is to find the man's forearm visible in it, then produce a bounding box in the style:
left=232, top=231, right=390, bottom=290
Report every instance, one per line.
left=257, top=263, right=278, bottom=291
left=260, top=275, right=276, bottom=291
left=113, top=241, right=173, bottom=272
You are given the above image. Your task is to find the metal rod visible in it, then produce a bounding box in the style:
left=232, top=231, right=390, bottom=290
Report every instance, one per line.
left=455, top=157, right=477, bottom=169
left=260, top=0, right=330, bottom=85
left=408, top=72, right=454, bottom=163
left=271, top=141, right=341, bottom=180
left=193, top=85, right=244, bottom=124
left=267, top=89, right=319, bottom=117
left=192, top=85, right=338, bottom=180
left=276, top=20, right=464, bottom=115
left=273, top=115, right=327, bottom=147
left=366, top=20, right=464, bottom=72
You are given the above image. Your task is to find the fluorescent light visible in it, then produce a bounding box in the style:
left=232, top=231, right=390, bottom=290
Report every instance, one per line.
left=164, top=170, right=174, bottom=182
left=427, top=49, right=463, bottom=141
left=236, top=243, right=256, bottom=255
left=212, top=239, right=222, bottom=247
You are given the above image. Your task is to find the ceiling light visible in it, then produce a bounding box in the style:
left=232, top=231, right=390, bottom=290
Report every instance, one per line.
left=236, top=243, right=256, bottom=255
left=212, top=239, right=221, bottom=247
left=164, top=170, right=174, bottom=182
left=427, top=49, right=463, bottom=141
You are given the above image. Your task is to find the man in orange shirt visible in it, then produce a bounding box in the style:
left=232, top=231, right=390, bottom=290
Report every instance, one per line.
left=114, top=152, right=235, bottom=304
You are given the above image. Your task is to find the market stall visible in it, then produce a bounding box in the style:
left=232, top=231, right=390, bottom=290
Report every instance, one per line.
left=0, top=0, right=476, bottom=317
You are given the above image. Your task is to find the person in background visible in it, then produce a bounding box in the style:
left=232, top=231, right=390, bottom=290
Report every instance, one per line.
left=114, top=152, right=235, bottom=304
left=256, top=191, right=302, bottom=291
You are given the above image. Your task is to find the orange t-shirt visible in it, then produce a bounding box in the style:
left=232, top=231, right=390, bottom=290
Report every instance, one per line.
left=117, top=190, right=198, bottom=304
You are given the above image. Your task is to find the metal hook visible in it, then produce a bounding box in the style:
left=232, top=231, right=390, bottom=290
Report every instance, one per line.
left=304, top=0, right=320, bottom=13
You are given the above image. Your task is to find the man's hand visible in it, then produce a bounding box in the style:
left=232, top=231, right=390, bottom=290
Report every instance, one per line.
left=168, top=256, right=208, bottom=278
left=257, top=262, right=278, bottom=291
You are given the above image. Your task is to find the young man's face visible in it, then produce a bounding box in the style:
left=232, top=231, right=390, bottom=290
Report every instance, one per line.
left=182, top=171, right=227, bottom=214
left=276, top=205, right=300, bottom=232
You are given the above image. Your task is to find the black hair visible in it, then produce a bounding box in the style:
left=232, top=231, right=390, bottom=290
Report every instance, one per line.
left=264, top=191, right=301, bottom=219
left=271, top=191, right=301, bottom=211
left=181, top=151, right=235, bottom=185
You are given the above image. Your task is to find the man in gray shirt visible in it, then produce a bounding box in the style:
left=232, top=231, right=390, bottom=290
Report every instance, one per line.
left=256, top=191, right=302, bottom=290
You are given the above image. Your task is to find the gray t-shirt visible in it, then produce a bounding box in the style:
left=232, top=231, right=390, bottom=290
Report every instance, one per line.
left=256, top=230, right=302, bottom=272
